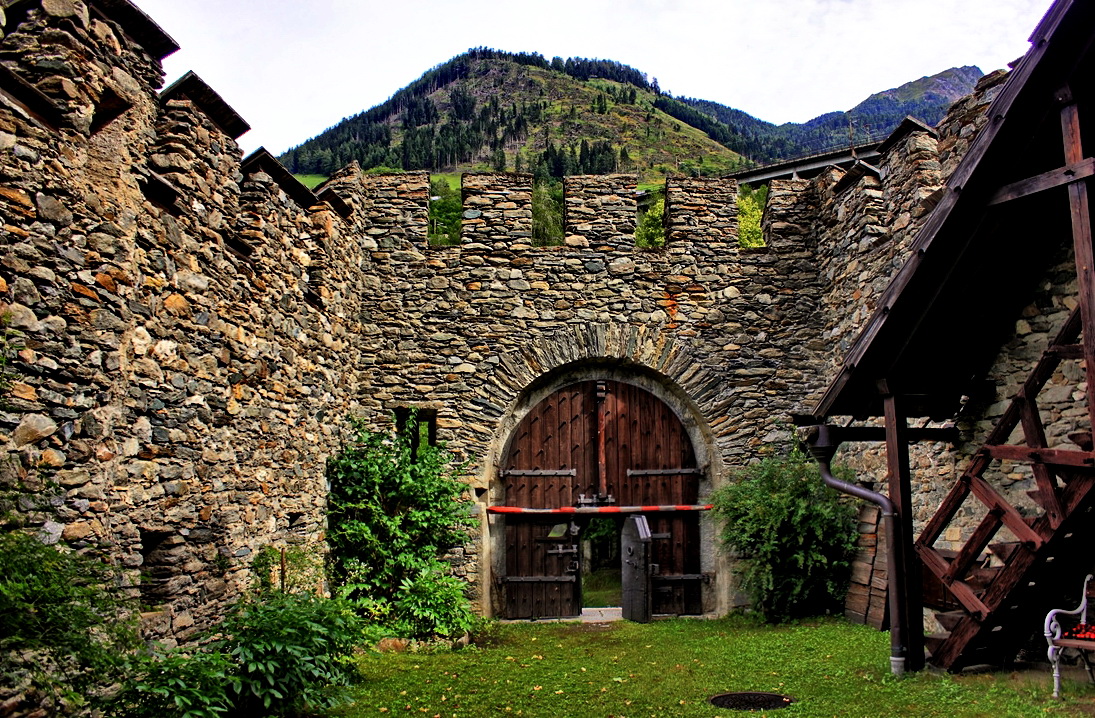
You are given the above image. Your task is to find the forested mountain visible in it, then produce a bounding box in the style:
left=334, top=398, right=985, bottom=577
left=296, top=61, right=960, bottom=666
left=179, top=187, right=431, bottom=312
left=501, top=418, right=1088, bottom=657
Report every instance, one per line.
left=281, top=49, right=743, bottom=183
left=279, top=51, right=982, bottom=180
left=679, top=66, right=984, bottom=163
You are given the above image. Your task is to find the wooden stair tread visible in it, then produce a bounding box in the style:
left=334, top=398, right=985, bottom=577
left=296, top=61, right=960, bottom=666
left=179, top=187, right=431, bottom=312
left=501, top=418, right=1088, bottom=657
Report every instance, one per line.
left=924, top=633, right=951, bottom=656
left=935, top=610, right=967, bottom=632
left=988, top=541, right=1021, bottom=562
left=965, top=565, right=1002, bottom=591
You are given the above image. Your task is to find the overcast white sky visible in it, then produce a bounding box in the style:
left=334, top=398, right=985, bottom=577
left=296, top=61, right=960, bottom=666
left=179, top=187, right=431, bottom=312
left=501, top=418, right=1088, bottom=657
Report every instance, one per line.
left=132, top=0, right=1051, bottom=157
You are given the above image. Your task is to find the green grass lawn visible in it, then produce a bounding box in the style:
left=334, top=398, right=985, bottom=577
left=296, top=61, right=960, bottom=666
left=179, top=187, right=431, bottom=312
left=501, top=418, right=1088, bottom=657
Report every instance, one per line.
left=339, top=616, right=1093, bottom=717
left=583, top=568, right=622, bottom=608
left=295, top=173, right=328, bottom=189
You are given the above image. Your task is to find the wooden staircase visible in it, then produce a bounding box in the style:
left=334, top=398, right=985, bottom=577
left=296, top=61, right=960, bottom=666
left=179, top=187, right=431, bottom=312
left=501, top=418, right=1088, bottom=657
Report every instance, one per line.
left=916, top=306, right=1095, bottom=670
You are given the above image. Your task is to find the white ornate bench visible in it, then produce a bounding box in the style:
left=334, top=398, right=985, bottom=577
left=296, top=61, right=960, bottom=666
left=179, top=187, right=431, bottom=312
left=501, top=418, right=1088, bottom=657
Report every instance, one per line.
left=1045, top=574, right=1095, bottom=698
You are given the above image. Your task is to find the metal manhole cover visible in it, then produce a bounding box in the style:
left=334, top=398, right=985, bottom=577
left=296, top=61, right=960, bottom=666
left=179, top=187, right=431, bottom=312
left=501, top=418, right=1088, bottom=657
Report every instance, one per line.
left=708, top=691, right=794, bottom=710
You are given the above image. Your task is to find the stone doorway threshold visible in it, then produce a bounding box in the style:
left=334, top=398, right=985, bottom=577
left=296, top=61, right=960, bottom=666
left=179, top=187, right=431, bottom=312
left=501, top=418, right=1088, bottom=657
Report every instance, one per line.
left=499, top=607, right=623, bottom=624
left=580, top=607, right=622, bottom=622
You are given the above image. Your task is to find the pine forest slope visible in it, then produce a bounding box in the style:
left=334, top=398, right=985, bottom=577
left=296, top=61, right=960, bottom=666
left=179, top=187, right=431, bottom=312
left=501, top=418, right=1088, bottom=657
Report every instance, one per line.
left=280, top=50, right=982, bottom=182
left=282, top=51, right=744, bottom=184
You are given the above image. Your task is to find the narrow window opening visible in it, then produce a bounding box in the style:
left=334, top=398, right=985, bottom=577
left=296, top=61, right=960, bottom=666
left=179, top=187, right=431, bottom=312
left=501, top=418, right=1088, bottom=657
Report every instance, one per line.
left=634, top=185, right=666, bottom=248
left=138, top=529, right=177, bottom=607
left=428, top=175, right=461, bottom=246
left=532, top=177, right=564, bottom=246
left=737, top=182, right=768, bottom=248
left=224, top=233, right=255, bottom=262
left=90, top=86, right=131, bottom=135
left=394, top=407, right=438, bottom=461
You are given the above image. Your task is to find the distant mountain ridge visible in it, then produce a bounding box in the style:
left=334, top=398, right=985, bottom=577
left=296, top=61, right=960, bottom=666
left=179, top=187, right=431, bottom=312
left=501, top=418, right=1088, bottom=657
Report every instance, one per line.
left=279, top=50, right=982, bottom=180
left=678, top=66, right=984, bottom=163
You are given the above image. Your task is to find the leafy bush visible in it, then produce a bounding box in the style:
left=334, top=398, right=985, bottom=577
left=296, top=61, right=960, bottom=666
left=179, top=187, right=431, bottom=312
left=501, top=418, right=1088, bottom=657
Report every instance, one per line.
left=115, top=592, right=363, bottom=718
left=116, top=650, right=233, bottom=718
left=737, top=183, right=767, bottom=248
left=326, top=416, right=476, bottom=639
left=635, top=196, right=665, bottom=248
left=220, top=592, right=363, bottom=714
left=0, top=529, right=139, bottom=710
left=711, top=446, right=857, bottom=622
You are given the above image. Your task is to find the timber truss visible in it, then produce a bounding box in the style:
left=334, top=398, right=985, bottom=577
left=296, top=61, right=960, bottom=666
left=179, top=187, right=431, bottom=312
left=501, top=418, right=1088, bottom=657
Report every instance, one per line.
left=805, top=11, right=1095, bottom=665
left=914, top=88, right=1095, bottom=670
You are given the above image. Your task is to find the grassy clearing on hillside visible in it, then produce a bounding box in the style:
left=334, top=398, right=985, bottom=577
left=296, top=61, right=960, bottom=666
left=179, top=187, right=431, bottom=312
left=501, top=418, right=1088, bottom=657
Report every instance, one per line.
left=295, top=174, right=328, bottom=189
left=432, top=173, right=462, bottom=192
left=339, top=616, right=1091, bottom=717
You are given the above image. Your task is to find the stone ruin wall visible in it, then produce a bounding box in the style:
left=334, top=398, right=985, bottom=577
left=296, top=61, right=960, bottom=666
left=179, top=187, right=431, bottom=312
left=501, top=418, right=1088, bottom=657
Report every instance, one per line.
left=346, top=170, right=835, bottom=614
left=2, top=0, right=1063, bottom=644
left=0, top=0, right=852, bottom=639
left=761, top=67, right=1087, bottom=623
left=0, top=0, right=371, bottom=644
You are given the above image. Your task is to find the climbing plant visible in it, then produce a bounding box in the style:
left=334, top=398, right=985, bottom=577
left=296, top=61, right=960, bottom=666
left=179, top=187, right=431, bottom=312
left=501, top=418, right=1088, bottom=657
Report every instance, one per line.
left=711, top=445, right=857, bottom=622
left=326, top=415, right=476, bottom=639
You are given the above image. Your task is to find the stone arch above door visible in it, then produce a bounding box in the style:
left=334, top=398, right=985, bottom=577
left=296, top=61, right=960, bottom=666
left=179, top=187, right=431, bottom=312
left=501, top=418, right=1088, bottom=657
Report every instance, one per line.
left=479, top=322, right=728, bottom=482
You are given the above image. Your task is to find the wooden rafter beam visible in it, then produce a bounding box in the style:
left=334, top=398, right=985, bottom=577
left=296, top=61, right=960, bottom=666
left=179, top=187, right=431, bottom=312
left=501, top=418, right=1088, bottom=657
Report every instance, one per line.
left=982, top=444, right=1095, bottom=467
left=1059, top=89, right=1095, bottom=434
left=989, top=157, right=1095, bottom=205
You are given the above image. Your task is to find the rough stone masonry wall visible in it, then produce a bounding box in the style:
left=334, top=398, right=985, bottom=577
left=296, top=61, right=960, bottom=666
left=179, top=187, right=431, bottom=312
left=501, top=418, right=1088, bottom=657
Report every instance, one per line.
left=4, top=0, right=1016, bottom=648
left=341, top=170, right=832, bottom=615
left=759, top=65, right=1088, bottom=628
left=564, top=174, right=636, bottom=251
left=0, top=0, right=369, bottom=665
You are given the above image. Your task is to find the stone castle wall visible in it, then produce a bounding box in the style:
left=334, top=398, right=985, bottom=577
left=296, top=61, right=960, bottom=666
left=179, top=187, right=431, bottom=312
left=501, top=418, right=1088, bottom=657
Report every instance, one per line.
left=2, top=0, right=1067, bottom=652
left=0, top=0, right=843, bottom=637
left=0, top=0, right=368, bottom=644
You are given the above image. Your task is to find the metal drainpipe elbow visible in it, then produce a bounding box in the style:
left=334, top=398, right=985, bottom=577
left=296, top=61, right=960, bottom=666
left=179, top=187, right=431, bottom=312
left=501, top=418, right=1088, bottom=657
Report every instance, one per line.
left=805, top=426, right=906, bottom=677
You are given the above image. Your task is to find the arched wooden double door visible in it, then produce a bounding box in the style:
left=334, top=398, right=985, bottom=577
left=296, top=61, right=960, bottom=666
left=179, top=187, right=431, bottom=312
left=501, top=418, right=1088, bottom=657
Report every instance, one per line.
left=500, top=380, right=703, bottom=618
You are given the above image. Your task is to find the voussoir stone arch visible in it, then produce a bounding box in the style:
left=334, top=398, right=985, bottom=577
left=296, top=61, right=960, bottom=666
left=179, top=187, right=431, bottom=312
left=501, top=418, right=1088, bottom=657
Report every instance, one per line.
left=477, top=322, right=730, bottom=493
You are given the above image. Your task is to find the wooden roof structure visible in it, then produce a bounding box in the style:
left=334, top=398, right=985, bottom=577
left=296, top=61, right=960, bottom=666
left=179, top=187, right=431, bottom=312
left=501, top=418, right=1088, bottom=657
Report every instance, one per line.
left=241, top=147, right=320, bottom=210
left=801, top=0, right=1095, bottom=673
left=805, top=0, right=1095, bottom=422
left=160, top=71, right=250, bottom=140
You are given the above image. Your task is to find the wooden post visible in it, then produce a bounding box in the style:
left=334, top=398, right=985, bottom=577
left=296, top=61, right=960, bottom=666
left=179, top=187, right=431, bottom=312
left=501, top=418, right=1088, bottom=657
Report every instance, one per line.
left=596, top=381, right=608, bottom=499
left=883, top=389, right=925, bottom=671
left=1059, top=88, right=1095, bottom=433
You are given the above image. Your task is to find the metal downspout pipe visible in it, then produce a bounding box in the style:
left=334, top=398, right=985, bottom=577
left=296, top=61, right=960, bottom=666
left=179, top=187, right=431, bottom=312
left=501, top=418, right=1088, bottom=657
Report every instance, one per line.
left=806, top=425, right=907, bottom=676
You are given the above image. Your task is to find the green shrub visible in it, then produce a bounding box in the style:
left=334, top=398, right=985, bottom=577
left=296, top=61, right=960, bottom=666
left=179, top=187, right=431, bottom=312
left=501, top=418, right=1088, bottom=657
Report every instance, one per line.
left=115, top=592, right=363, bottom=718
left=737, top=183, right=767, bottom=248
left=115, top=650, right=233, bottom=718
left=711, top=446, right=857, bottom=622
left=635, top=196, right=665, bottom=248
left=220, top=592, right=363, bottom=714
left=394, top=565, right=477, bottom=639
left=0, top=529, right=139, bottom=710
left=326, top=415, right=476, bottom=639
